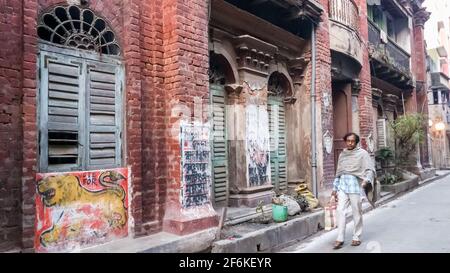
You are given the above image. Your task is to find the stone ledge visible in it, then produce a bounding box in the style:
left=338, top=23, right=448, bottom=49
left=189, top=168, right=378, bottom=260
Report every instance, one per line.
left=381, top=176, right=419, bottom=195
left=211, top=210, right=324, bottom=253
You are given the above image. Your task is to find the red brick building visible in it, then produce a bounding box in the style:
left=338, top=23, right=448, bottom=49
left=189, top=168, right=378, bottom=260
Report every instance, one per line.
left=0, top=0, right=431, bottom=252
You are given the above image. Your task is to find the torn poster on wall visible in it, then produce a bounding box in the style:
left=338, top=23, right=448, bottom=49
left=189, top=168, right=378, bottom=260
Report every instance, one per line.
left=247, top=104, right=271, bottom=186
left=180, top=122, right=211, bottom=208
left=35, top=168, right=128, bottom=252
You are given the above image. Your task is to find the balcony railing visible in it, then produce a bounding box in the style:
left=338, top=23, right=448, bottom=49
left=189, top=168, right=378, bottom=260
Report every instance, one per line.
left=368, top=20, right=410, bottom=74
left=329, top=0, right=359, bottom=33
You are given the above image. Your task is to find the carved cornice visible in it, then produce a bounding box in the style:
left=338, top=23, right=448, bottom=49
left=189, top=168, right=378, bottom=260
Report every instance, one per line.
left=372, top=88, right=382, bottom=107
left=224, top=84, right=243, bottom=96
left=413, top=8, right=430, bottom=28
left=294, top=0, right=324, bottom=24
left=351, top=79, right=361, bottom=96
left=288, top=56, right=309, bottom=85
left=284, top=97, right=297, bottom=104
left=382, top=94, right=399, bottom=112
left=233, top=35, right=278, bottom=76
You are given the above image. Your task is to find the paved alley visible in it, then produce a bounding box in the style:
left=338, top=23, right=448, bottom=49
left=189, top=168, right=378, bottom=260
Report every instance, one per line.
left=279, top=175, right=450, bottom=253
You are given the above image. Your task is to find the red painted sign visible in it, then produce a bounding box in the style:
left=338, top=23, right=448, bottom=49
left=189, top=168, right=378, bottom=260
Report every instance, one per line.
left=35, top=168, right=128, bottom=252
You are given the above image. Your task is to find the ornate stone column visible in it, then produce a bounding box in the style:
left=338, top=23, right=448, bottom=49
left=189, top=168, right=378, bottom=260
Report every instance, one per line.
left=351, top=79, right=361, bottom=135
left=228, top=35, right=276, bottom=207
left=382, top=94, right=399, bottom=150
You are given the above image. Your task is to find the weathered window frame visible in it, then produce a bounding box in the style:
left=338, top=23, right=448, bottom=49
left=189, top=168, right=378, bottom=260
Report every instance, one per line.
left=38, top=43, right=124, bottom=172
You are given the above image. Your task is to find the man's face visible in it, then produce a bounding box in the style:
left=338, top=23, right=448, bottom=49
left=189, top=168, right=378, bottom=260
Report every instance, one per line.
left=345, top=134, right=357, bottom=150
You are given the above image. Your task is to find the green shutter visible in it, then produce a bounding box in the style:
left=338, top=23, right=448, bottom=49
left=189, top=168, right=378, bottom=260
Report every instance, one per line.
left=376, top=118, right=387, bottom=149
left=210, top=84, right=228, bottom=205
left=39, top=54, right=84, bottom=172
left=39, top=49, right=122, bottom=172
left=86, top=61, right=122, bottom=170
left=268, top=96, right=287, bottom=193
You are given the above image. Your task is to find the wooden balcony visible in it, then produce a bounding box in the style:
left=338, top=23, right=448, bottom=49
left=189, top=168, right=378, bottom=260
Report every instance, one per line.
left=329, top=0, right=359, bottom=33
left=328, top=0, right=363, bottom=66
left=368, top=20, right=413, bottom=88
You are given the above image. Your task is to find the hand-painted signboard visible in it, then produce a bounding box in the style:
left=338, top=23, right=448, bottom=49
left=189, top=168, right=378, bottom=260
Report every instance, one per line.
left=35, top=168, right=128, bottom=252
left=180, top=123, right=211, bottom=208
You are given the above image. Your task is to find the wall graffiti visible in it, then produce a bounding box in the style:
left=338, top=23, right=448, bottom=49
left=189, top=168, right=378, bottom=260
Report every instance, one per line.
left=247, top=105, right=271, bottom=186
left=181, top=122, right=211, bottom=208
left=35, top=168, right=128, bottom=252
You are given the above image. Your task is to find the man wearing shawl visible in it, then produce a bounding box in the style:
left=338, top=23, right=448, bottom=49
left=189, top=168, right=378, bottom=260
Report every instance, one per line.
left=332, top=133, right=376, bottom=249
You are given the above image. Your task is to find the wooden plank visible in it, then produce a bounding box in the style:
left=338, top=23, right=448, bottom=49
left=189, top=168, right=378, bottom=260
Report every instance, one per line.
left=49, top=145, right=78, bottom=156
left=90, top=82, right=115, bottom=91
left=90, top=89, right=115, bottom=98
left=48, top=138, right=78, bottom=143
left=89, top=157, right=116, bottom=165
left=49, top=99, right=78, bottom=109
left=90, top=114, right=115, bottom=125
left=90, top=142, right=116, bottom=148
left=90, top=96, right=115, bottom=104
left=89, top=125, right=117, bottom=132
left=49, top=83, right=79, bottom=93
left=90, top=132, right=115, bottom=143
left=49, top=90, right=79, bottom=101
left=90, top=148, right=115, bottom=158
left=48, top=62, right=79, bottom=76
left=49, top=74, right=79, bottom=85
left=90, top=71, right=115, bottom=83
left=48, top=107, right=78, bottom=116
left=48, top=115, right=78, bottom=124
left=48, top=122, right=78, bottom=131
left=90, top=103, right=115, bottom=112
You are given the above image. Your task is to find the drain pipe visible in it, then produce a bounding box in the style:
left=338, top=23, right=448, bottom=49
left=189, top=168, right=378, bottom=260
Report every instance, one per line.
left=310, top=23, right=318, bottom=198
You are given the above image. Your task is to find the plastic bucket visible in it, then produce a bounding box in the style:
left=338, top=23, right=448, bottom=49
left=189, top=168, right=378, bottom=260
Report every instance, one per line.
left=272, top=204, right=288, bottom=222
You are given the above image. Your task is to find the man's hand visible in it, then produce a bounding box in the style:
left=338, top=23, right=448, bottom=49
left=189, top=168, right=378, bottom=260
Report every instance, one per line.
left=331, top=190, right=338, bottom=202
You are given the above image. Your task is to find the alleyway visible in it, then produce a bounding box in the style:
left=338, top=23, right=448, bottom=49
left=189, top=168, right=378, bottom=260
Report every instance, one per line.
left=279, top=175, right=450, bottom=253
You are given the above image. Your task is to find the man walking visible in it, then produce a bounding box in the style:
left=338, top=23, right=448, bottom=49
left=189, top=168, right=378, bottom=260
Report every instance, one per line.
left=332, top=132, right=376, bottom=249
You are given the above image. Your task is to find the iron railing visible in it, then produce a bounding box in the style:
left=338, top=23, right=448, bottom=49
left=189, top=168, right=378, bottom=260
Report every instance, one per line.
left=368, top=20, right=410, bottom=73
left=329, top=0, right=359, bottom=33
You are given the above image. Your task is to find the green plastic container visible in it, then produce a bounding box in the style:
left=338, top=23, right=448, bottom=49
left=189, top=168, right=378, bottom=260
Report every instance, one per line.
left=272, top=204, right=288, bottom=222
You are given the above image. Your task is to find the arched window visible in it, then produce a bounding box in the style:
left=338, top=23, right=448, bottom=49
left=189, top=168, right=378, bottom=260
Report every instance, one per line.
left=37, top=5, right=123, bottom=172
left=268, top=72, right=290, bottom=193
left=37, top=5, right=120, bottom=55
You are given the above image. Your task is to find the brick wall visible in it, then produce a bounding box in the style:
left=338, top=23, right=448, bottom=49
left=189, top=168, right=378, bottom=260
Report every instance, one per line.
left=315, top=0, right=334, bottom=192
left=140, top=0, right=166, bottom=235
left=21, top=0, right=38, bottom=251
left=162, top=0, right=209, bottom=209
left=0, top=0, right=23, bottom=252
left=413, top=23, right=431, bottom=167
left=356, top=0, right=374, bottom=148
left=18, top=0, right=150, bottom=250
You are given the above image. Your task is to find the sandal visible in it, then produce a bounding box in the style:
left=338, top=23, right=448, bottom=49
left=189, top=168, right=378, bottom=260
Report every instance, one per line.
left=333, top=241, right=344, bottom=249
left=351, top=240, right=361, bottom=246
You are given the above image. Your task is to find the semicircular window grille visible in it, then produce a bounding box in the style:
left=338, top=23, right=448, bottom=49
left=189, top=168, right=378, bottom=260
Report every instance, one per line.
left=37, top=5, right=120, bottom=55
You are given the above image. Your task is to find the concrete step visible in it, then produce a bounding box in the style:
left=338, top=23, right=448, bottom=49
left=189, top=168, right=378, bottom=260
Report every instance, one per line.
left=225, top=205, right=273, bottom=226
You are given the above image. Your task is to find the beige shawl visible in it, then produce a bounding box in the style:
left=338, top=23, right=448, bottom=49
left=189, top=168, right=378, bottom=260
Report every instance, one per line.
left=335, top=147, right=375, bottom=183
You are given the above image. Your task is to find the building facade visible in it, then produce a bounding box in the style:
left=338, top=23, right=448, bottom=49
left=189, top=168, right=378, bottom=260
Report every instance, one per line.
left=424, top=0, right=450, bottom=169
left=0, top=0, right=431, bottom=252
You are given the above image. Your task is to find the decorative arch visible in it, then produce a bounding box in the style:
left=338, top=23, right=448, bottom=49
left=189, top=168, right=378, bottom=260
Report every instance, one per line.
left=268, top=71, right=293, bottom=98
left=210, top=41, right=239, bottom=84
left=267, top=62, right=295, bottom=98
left=37, top=5, right=120, bottom=55
left=209, top=53, right=237, bottom=85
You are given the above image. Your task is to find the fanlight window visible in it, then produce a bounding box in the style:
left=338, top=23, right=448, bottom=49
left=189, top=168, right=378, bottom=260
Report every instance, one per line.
left=37, top=5, right=120, bottom=55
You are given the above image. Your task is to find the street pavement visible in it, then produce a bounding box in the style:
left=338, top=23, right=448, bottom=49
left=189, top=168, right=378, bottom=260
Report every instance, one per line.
left=279, top=175, right=450, bottom=253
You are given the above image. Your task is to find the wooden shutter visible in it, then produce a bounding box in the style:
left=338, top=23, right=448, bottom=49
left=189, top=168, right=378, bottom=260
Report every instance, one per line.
left=39, top=49, right=122, bottom=172
left=86, top=61, right=122, bottom=169
left=376, top=118, right=387, bottom=149
left=210, top=84, right=228, bottom=205
left=268, top=97, right=287, bottom=193
left=39, top=54, right=84, bottom=172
